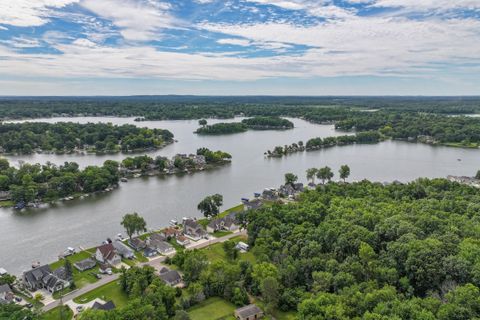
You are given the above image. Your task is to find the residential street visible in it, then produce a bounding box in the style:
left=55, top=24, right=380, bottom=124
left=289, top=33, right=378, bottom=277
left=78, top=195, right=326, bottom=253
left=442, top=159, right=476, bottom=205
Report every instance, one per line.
left=42, top=229, right=247, bottom=312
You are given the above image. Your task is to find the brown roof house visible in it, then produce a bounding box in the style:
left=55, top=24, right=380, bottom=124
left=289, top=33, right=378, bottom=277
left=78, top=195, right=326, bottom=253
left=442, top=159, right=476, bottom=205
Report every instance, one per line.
left=95, top=243, right=121, bottom=267
left=234, top=304, right=264, bottom=320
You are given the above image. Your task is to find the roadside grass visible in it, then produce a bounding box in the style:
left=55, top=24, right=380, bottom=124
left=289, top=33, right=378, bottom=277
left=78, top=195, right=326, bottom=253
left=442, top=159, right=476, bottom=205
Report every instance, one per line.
left=200, top=235, right=255, bottom=264
left=72, top=281, right=128, bottom=307
left=212, top=230, right=233, bottom=238
left=188, top=297, right=236, bottom=320
left=41, top=305, right=73, bottom=320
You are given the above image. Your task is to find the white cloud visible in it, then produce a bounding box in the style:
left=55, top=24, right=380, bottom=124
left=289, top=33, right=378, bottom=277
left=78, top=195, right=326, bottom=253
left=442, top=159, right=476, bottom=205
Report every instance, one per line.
left=217, top=38, right=252, bottom=46
left=373, top=0, right=480, bottom=11
left=0, top=0, right=79, bottom=27
left=80, top=0, right=178, bottom=41
left=243, top=0, right=355, bottom=18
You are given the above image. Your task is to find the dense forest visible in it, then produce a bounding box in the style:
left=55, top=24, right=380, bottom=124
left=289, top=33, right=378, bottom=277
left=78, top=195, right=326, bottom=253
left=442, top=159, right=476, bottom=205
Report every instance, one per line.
left=241, top=117, right=294, bottom=130
left=242, top=179, right=480, bottom=319
left=0, top=122, right=174, bottom=154
left=195, top=122, right=248, bottom=135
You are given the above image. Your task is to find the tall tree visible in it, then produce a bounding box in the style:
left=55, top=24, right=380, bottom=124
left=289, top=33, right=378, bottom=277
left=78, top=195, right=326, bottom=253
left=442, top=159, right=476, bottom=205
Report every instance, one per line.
left=306, top=168, right=318, bottom=184
left=121, top=212, right=147, bottom=239
left=197, top=194, right=223, bottom=218
left=284, top=173, right=298, bottom=186
left=339, top=165, right=351, bottom=182
left=198, top=119, right=207, bottom=127
left=317, top=166, right=334, bottom=184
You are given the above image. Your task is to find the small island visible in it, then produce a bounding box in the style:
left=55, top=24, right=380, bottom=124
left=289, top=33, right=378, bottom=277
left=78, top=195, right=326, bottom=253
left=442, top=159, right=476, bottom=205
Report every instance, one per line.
left=195, top=117, right=294, bottom=135
left=0, top=122, right=174, bottom=155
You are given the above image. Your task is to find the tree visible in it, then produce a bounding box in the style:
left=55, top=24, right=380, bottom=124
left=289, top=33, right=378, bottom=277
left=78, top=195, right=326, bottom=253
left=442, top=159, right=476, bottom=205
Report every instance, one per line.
left=64, top=259, right=74, bottom=288
left=174, top=310, right=191, bottom=320
left=223, top=240, right=238, bottom=260
left=197, top=194, right=223, bottom=218
left=476, top=170, right=480, bottom=180
left=121, top=212, right=147, bottom=239
left=261, top=277, right=280, bottom=314
left=198, top=119, right=207, bottom=127
left=306, top=168, right=318, bottom=184
left=317, top=166, right=334, bottom=184
left=339, top=165, right=350, bottom=182
left=284, top=173, right=298, bottom=186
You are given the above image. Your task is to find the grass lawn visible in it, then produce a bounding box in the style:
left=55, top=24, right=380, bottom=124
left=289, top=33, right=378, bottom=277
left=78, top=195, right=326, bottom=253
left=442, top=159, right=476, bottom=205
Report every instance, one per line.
left=41, top=305, right=73, bottom=320
left=212, top=230, right=233, bottom=238
left=188, top=297, right=236, bottom=320
left=200, top=235, right=256, bottom=264
left=72, top=281, right=128, bottom=307
left=0, top=200, right=14, bottom=207
left=50, top=251, right=100, bottom=298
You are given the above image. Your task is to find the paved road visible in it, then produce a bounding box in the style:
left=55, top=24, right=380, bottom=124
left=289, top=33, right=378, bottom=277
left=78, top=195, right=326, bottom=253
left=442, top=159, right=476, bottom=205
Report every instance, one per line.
left=42, top=230, right=247, bottom=312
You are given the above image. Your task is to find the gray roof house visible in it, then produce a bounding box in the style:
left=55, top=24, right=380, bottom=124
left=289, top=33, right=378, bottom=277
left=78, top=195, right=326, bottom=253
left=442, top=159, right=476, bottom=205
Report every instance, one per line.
left=95, top=243, right=121, bottom=267
left=143, top=246, right=158, bottom=258
left=74, top=258, right=97, bottom=272
left=112, top=240, right=135, bottom=259
left=159, top=269, right=182, bottom=286
left=234, top=304, right=264, bottom=320
left=147, top=238, right=175, bottom=255
left=206, top=212, right=240, bottom=233
left=0, top=284, right=14, bottom=304
left=183, top=218, right=207, bottom=241
left=23, top=265, right=67, bottom=293
left=128, top=238, right=147, bottom=251
left=92, top=300, right=116, bottom=311
left=244, top=199, right=263, bottom=211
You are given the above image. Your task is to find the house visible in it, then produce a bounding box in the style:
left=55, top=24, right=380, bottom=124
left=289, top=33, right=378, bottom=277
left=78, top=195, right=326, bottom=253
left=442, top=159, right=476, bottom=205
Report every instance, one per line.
left=143, top=247, right=158, bottom=258
left=162, top=227, right=181, bottom=240
left=183, top=218, right=207, bottom=241
left=235, top=242, right=249, bottom=252
left=234, top=304, right=264, bottom=320
left=74, top=258, right=96, bottom=272
left=261, top=188, right=278, bottom=201
left=0, top=284, right=14, bottom=304
left=92, top=300, right=116, bottom=311
left=95, top=243, right=121, bottom=267
left=244, top=199, right=263, bottom=211
left=206, top=212, right=240, bottom=233
left=147, top=238, right=175, bottom=255
left=22, top=265, right=67, bottom=293
left=128, top=238, right=147, bottom=251
left=0, top=191, right=11, bottom=201
left=53, top=266, right=72, bottom=282
left=159, top=269, right=182, bottom=286
left=176, top=235, right=190, bottom=247
left=112, top=240, right=135, bottom=259
left=150, top=233, right=166, bottom=242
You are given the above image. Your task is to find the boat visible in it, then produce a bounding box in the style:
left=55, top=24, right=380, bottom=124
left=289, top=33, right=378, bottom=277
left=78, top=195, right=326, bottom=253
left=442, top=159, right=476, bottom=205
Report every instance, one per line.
left=0, top=268, right=7, bottom=276
left=133, top=173, right=141, bottom=178
left=170, top=219, right=178, bottom=226
left=121, top=177, right=128, bottom=182
left=14, top=201, right=26, bottom=210
left=116, top=233, right=124, bottom=240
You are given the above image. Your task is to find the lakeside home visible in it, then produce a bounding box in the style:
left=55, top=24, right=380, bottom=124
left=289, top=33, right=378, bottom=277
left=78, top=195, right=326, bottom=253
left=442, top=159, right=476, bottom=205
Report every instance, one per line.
left=95, top=243, right=121, bottom=267
left=22, top=265, right=68, bottom=293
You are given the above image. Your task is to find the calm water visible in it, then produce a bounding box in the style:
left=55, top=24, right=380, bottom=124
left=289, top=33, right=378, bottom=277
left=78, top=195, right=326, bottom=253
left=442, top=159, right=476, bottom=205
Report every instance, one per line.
left=1, top=117, right=479, bottom=275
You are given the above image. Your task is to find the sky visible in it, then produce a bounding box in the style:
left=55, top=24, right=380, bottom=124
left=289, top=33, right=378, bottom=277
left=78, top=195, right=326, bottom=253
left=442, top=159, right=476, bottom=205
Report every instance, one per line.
left=0, top=0, right=479, bottom=96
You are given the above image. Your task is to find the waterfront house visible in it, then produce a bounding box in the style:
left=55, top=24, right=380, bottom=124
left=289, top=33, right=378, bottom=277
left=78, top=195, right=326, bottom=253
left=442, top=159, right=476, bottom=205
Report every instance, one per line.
left=0, top=191, right=11, bottom=201
left=74, top=258, right=96, bottom=272
left=95, top=243, right=121, bottom=267
left=147, top=238, right=175, bottom=255
left=92, top=300, right=116, bottom=311
left=150, top=232, right=166, bottom=242
left=0, top=284, right=14, bottom=304
left=206, top=212, right=240, bottom=233
left=244, top=199, right=263, bottom=211
left=261, top=188, right=278, bottom=201
left=176, top=235, right=190, bottom=247
left=128, top=238, right=147, bottom=251
left=23, top=265, right=67, bottom=293
left=183, top=218, right=207, bottom=241
left=143, top=246, right=158, bottom=258
left=53, top=266, right=72, bottom=282
left=159, top=269, right=182, bottom=286
left=234, top=304, right=264, bottom=320
left=162, top=227, right=181, bottom=240
left=112, top=240, right=135, bottom=259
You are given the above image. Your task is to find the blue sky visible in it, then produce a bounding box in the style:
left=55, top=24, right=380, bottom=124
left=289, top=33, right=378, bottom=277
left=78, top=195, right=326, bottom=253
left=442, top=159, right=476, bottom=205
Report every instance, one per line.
left=0, top=0, right=479, bottom=95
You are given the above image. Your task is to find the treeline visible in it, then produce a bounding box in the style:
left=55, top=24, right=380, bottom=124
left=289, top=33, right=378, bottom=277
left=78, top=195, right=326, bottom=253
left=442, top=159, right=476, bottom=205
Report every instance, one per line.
left=335, top=112, right=480, bottom=147
left=0, top=97, right=478, bottom=120
left=266, top=132, right=381, bottom=157
left=0, top=158, right=119, bottom=204
left=241, top=116, right=294, bottom=130
left=244, top=179, right=480, bottom=319
left=0, top=122, right=173, bottom=154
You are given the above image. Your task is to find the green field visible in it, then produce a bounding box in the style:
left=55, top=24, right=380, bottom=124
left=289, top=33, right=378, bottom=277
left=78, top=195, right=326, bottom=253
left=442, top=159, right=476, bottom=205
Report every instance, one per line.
left=41, top=305, right=73, bottom=320
left=73, top=281, right=128, bottom=307
left=200, top=236, right=256, bottom=264
left=188, top=297, right=236, bottom=320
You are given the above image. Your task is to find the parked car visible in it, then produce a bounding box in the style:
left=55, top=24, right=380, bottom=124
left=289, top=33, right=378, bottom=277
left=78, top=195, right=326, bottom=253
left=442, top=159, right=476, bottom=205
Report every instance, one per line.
left=76, top=306, right=84, bottom=312
left=14, top=297, right=22, bottom=302
left=25, top=303, right=33, bottom=308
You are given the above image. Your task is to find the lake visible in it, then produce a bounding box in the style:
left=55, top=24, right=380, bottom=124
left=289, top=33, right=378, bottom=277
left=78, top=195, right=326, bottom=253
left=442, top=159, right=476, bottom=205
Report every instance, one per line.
left=1, top=116, right=479, bottom=275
